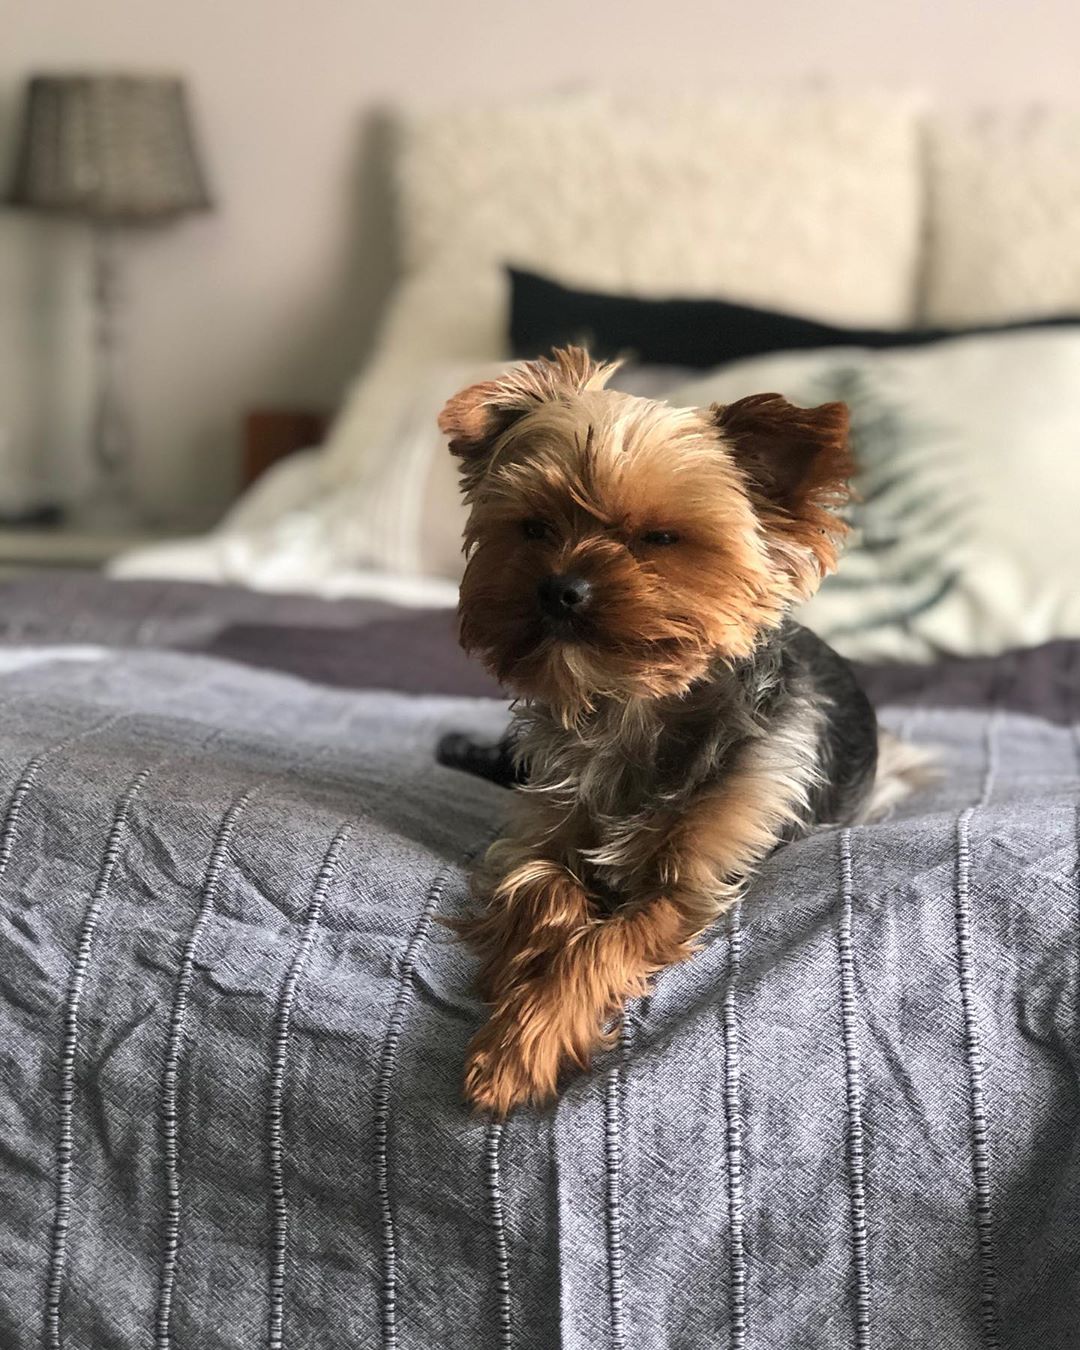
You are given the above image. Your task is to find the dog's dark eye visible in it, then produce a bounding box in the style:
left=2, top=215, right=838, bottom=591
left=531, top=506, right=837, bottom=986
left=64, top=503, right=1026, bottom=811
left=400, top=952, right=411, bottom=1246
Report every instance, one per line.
left=640, top=529, right=680, bottom=547
left=521, top=518, right=551, bottom=541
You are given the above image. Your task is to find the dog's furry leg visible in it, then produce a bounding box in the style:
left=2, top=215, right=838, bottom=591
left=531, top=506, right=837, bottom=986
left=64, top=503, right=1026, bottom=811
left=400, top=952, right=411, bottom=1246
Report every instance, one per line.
left=461, top=736, right=819, bottom=1115
left=456, top=845, right=607, bottom=1116
left=464, top=893, right=697, bottom=1117
left=454, top=852, right=595, bottom=1005
left=436, top=731, right=525, bottom=788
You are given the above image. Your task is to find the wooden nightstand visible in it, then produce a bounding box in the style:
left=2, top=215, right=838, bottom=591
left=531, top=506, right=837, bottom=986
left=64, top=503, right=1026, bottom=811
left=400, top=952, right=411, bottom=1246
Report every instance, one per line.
left=0, top=526, right=174, bottom=575
left=243, top=410, right=328, bottom=487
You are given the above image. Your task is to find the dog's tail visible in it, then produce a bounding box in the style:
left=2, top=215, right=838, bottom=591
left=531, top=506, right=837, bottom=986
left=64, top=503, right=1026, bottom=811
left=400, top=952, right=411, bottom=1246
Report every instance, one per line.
left=859, top=730, right=938, bottom=823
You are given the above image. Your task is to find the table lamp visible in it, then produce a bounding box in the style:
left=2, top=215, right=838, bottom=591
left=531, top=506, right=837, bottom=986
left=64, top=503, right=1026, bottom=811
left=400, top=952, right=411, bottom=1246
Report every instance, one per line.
left=8, top=73, right=212, bottom=524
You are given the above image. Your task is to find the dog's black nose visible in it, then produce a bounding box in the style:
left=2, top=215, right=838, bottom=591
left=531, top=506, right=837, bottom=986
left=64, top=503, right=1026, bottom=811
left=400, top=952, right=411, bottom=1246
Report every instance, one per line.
left=538, top=573, right=593, bottom=618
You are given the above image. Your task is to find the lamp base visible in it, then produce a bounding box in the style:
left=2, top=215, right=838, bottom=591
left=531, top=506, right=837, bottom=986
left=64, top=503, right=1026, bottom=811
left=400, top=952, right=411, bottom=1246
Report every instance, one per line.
left=73, top=483, right=143, bottom=532
left=88, top=226, right=143, bottom=530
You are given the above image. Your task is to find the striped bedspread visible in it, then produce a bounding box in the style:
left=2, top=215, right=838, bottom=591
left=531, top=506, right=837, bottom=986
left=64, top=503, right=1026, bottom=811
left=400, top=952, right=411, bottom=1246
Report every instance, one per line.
left=1, top=645, right=1078, bottom=1350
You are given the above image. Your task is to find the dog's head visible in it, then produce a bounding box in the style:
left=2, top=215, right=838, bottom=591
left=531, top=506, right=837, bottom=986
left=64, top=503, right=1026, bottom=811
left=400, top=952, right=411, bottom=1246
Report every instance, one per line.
left=440, top=347, right=852, bottom=722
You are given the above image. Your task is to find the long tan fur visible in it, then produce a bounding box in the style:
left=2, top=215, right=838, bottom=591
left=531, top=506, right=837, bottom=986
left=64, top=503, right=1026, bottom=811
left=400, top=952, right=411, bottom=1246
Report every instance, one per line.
left=441, top=348, right=872, bottom=1116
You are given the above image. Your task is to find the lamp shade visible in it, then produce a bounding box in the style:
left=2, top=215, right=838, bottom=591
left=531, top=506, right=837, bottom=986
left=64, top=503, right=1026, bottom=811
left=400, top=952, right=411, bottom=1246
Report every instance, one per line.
left=8, top=74, right=212, bottom=222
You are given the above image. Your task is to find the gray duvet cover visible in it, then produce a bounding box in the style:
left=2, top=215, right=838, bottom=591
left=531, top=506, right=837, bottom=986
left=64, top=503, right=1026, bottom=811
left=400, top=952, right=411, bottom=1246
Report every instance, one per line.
left=0, top=577, right=1078, bottom=1349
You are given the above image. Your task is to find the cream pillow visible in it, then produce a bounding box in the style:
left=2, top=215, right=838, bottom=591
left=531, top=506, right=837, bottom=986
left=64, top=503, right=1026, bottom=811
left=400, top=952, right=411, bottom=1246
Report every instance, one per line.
left=669, top=327, right=1080, bottom=661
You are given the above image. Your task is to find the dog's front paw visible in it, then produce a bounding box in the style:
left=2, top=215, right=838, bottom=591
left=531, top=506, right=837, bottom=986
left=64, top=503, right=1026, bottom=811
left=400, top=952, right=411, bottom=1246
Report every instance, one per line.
left=463, top=1013, right=561, bottom=1118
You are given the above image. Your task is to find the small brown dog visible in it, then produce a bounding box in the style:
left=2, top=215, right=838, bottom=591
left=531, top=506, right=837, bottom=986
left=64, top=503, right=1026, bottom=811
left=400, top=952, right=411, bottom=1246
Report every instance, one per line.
left=439, top=347, right=915, bottom=1117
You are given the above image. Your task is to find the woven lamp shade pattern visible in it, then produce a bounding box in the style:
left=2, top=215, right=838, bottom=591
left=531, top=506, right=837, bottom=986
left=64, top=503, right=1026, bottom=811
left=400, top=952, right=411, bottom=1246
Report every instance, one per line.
left=8, top=74, right=211, bottom=222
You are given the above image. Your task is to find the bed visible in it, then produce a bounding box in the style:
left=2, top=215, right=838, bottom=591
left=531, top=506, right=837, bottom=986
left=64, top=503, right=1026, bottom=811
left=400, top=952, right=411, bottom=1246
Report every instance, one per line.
left=1, top=575, right=1079, bottom=1349
left=4, top=91, right=1080, bottom=1350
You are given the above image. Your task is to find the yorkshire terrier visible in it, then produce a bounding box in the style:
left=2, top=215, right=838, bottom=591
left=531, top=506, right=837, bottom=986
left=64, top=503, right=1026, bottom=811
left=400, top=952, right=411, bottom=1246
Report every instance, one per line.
left=438, top=347, right=923, bottom=1117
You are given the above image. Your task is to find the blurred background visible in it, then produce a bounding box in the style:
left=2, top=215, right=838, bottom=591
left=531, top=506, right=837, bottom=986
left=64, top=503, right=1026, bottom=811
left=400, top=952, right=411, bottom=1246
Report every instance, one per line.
left=1, top=0, right=1078, bottom=662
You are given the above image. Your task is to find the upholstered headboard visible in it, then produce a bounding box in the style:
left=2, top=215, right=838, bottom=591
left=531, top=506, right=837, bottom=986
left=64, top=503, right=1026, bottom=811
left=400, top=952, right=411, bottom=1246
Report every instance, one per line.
left=319, top=90, right=925, bottom=487
left=924, top=107, right=1080, bottom=323
left=317, top=92, right=1080, bottom=495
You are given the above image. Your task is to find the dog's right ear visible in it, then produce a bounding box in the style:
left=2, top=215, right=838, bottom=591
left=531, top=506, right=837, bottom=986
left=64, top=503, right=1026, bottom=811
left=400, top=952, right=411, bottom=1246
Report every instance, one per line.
left=439, top=347, right=618, bottom=492
left=712, top=392, right=853, bottom=598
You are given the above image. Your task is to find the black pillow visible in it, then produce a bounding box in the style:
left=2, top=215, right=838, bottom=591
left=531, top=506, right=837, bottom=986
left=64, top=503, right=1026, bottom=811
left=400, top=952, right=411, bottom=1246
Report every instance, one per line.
left=508, top=266, right=1080, bottom=368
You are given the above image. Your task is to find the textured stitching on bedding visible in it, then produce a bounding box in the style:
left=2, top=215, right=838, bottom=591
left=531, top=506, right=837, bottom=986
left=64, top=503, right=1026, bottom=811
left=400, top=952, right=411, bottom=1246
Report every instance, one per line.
left=723, top=902, right=747, bottom=1350
left=45, top=767, right=152, bottom=1350
left=955, top=712, right=1001, bottom=1350
left=485, top=1120, right=512, bottom=1349
left=837, top=828, right=870, bottom=1348
left=604, top=1016, right=632, bottom=1350
left=0, top=712, right=124, bottom=887
left=268, top=822, right=351, bottom=1350
left=0, top=752, right=49, bottom=883
left=374, top=855, right=465, bottom=1350
left=156, top=788, right=256, bottom=1350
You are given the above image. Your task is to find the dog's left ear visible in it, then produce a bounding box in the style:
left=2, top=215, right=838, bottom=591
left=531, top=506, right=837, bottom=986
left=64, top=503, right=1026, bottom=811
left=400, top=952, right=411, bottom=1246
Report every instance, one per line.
left=440, top=347, right=618, bottom=493
left=712, top=393, right=854, bottom=595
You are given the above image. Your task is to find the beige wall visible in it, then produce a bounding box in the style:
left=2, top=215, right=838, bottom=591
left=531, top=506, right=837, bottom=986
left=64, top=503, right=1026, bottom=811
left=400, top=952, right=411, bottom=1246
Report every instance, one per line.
left=2, top=0, right=1078, bottom=524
